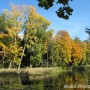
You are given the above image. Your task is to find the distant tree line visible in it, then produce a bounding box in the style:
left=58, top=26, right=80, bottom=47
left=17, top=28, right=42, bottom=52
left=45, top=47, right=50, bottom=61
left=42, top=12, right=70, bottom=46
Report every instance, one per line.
left=0, top=4, right=90, bottom=69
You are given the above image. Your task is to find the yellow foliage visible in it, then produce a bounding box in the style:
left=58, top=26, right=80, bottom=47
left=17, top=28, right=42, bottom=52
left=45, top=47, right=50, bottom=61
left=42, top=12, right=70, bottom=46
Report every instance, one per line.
left=0, top=34, right=8, bottom=38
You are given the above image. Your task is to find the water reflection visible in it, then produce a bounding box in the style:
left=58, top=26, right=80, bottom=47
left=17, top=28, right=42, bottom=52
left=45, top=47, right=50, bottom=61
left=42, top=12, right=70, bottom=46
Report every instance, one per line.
left=0, top=70, right=90, bottom=90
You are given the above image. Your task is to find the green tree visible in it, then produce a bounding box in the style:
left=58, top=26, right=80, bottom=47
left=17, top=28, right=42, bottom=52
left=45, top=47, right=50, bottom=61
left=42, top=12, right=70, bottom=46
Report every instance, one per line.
left=37, top=0, right=73, bottom=19
left=85, top=27, right=90, bottom=36
left=23, top=5, right=50, bottom=67
left=45, top=29, right=54, bottom=67
left=1, top=4, right=24, bottom=69
left=0, top=13, right=10, bottom=68
left=85, top=28, right=90, bottom=65
left=85, top=27, right=90, bottom=41
left=86, top=42, right=90, bottom=64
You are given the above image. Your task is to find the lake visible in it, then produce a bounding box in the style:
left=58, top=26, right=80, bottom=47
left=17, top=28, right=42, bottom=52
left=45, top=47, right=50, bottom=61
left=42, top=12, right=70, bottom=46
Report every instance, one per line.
left=0, top=69, right=90, bottom=90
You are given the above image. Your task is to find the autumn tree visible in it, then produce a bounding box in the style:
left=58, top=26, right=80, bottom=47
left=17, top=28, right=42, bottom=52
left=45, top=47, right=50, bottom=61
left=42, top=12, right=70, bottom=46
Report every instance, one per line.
left=22, top=5, right=50, bottom=67
left=1, top=4, right=24, bottom=69
left=0, top=13, right=9, bottom=67
left=0, top=3, right=89, bottom=69
left=55, top=30, right=72, bottom=66
left=71, top=40, right=82, bottom=66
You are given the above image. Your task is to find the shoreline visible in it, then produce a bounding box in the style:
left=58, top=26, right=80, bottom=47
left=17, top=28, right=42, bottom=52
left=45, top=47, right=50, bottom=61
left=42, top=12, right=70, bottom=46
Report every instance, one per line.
left=0, top=67, right=70, bottom=76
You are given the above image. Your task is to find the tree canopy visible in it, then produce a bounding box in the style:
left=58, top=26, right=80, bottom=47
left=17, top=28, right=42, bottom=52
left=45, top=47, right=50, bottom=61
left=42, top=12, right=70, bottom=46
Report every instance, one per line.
left=37, top=0, right=73, bottom=19
left=0, top=4, right=90, bottom=69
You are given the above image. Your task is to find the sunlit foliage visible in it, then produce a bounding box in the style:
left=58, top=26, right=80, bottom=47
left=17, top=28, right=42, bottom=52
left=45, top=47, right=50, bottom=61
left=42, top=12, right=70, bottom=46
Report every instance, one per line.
left=0, top=4, right=90, bottom=69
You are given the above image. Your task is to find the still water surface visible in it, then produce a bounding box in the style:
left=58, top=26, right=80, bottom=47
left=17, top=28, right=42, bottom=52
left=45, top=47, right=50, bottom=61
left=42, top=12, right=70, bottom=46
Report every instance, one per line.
left=0, top=70, right=90, bottom=90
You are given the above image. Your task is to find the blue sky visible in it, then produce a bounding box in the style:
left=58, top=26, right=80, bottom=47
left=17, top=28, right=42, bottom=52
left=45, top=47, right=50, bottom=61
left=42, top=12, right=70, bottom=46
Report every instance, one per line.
left=0, top=0, right=90, bottom=40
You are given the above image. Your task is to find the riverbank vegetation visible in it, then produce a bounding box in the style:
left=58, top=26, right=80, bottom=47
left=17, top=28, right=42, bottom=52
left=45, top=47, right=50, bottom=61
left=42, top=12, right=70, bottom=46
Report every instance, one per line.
left=0, top=67, right=64, bottom=76
left=0, top=4, right=90, bottom=72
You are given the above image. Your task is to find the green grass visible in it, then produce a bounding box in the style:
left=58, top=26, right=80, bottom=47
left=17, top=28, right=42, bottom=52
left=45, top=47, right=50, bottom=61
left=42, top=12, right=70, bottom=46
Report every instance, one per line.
left=0, top=67, right=64, bottom=76
left=24, top=67, right=62, bottom=75
left=0, top=68, right=18, bottom=76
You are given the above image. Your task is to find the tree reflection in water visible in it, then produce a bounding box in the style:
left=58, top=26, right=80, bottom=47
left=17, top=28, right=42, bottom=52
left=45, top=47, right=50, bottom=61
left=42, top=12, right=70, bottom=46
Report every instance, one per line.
left=0, top=69, right=90, bottom=90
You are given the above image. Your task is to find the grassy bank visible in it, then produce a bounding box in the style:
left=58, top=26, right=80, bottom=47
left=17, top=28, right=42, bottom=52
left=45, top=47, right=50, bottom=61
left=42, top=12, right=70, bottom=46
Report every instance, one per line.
left=0, top=67, right=68, bottom=76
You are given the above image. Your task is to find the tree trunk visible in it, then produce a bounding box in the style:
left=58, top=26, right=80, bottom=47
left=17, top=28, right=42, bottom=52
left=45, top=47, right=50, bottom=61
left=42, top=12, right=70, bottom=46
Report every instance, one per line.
left=47, top=50, right=49, bottom=67
left=8, top=60, right=12, bottom=69
left=29, top=49, right=32, bottom=68
left=2, top=59, right=4, bottom=68
left=18, top=45, right=25, bottom=73
left=2, top=49, right=5, bottom=68
left=52, top=54, right=54, bottom=67
left=51, top=48, right=54, bottom=67
left=30, top=63, right=32, bottom=68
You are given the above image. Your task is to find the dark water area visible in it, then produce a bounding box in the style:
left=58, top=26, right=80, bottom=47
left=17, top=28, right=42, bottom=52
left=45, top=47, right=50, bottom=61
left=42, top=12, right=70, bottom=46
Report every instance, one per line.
left=0, top=69, right=90, bottom=90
